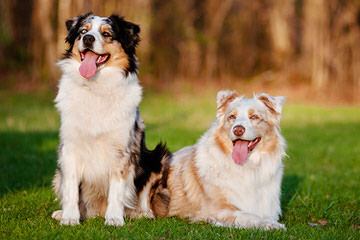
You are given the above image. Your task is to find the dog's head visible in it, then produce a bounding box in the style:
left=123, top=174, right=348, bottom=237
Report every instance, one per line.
left=64, top=12, right=140, bottom=78
left=215, top=90, right=285, bottom=165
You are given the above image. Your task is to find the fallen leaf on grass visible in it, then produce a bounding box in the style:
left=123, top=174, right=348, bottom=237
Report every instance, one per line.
left=318, top=220, right=328, bottom=226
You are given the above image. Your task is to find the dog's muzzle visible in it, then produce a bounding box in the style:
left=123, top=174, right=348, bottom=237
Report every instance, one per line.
left=83, top=34, right=95, bottom=48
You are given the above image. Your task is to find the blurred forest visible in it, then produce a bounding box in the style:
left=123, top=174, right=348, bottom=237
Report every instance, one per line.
left=1, top=0, right=360, bottom=101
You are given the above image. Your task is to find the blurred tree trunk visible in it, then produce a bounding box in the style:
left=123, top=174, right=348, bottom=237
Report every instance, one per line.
left=0, top=0, right=33, bottom=76
left=269, top=0, right=294, bottom=66
left=329, top=1, right=360, bottom=90
left=57, top=0, right=72, bottom=58
left=303, top=0, right=330, bottom=88
left=115, top=0, right=152, bottom=68
left=0, top=0, right=13, bottom=72
left=32, top=0, right=57, bottom=80
left=176, top=0, right=201, bottom=78
left=203, top=0, right=234, bottom=80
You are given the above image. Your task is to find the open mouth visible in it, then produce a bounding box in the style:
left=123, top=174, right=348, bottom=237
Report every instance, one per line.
left=231, top=137, right=261, bottom=165
left=78, top=49, right=110, bottom=79
left=232, top=137, right=261, bottom=152
left=80, top=49, right=110, bottom=65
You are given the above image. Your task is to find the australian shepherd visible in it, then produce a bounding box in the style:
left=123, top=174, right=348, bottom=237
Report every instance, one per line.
left=142, top=90, right=287, bottom=230
left=51, top=13, right=170, bottom=226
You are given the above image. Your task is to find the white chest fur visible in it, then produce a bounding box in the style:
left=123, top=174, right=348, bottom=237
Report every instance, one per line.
left=55, top=59, right=142, bottom=137
left=55, top=59, right=142, bottom=181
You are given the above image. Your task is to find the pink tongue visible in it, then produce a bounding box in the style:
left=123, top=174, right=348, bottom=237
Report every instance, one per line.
left=232, top=141, right=249, bottom=165
left=79, top=51, right=98, bottom=79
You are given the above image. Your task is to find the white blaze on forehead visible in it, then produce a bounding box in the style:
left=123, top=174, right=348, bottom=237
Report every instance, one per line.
left=228, top=97, right=261, bottom=141
left=87, top=16, right=109, bottom=31
left=78, top=16, right=110, bottom=54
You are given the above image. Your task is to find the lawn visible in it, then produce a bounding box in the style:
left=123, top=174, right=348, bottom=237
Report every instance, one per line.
left=0, top=90, right=359, bottom=239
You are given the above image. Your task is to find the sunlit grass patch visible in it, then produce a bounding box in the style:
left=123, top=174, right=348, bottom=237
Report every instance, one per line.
left=0, top=91, right=359, bottom=239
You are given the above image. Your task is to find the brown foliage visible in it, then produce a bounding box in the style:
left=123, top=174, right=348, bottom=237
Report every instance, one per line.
left=0, top=0, right=360, bottom=96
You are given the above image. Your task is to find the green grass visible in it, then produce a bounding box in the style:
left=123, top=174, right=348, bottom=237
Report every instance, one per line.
left=0, top=90, right=359, bottom=239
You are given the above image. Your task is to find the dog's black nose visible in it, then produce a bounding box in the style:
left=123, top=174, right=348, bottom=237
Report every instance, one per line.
left=233, top=125, right=245, bottom=137
left=83, top=34, right=95, bottom=47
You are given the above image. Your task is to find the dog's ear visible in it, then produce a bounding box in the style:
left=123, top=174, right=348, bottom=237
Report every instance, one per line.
left=65, top=12, right=93, bottom=32
left=216, top=90, right=239, bottom=117
left=65, top=17, right=77, bottom=32
left=257, top=93, right=286, bottom=115
left=63, top=12, right=93, bottom=58
left=108, top=14, right=140, bottom=54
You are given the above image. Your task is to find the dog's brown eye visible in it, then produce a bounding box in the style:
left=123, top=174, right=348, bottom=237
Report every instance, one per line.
left=250, top=114, right=259, bottom=120
left=80, top=29, right=88, bottom=34
left=228, top=114, right=236, bottom=121
left=102, top=32, right=111, bottom=37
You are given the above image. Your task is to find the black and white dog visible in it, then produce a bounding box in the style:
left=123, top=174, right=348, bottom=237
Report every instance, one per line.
left=51, top=13, right=170, bottom=226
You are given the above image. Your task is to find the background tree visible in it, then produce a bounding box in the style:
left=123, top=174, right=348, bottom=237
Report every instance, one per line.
left=0, top=0, right=359, bottom=98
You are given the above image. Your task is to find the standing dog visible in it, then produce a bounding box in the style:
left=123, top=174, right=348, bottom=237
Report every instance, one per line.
left=51, top=13, right=170, bottom=226
left=142, top=90, right=287, bottom=230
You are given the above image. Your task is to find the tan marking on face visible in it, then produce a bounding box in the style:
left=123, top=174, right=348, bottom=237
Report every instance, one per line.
left=214, top=127, right=232, bottom=155
left=71, top=40, right=81, bottom=62
left=248, top=108, right=259, bottom=120
left=226, top=110, right=237, bottom=122
left=83, top=23, right=92, bottom=31
left=100, top=24, right=112, bottom=35
left=103, top=41, right=129, bottom=70
left=259, top=130, right=279, bottom=153
left=214, top=116, right=233, bottom=155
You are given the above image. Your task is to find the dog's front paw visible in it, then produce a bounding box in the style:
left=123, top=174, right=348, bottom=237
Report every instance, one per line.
left=60, top=217, right=80, bottom=225
left=60, top=207, right=80, bottom=225
left=105, top=215, right=125, bottom=227
left=105, top=207, right=125, bottom=227
left=51, top=210, right=63, bottom=221
left=261, top=220, right=286, bottom=231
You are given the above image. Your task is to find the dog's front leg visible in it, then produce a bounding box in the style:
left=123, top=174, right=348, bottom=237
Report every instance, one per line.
left=233, top=211, right=286, bottom=230
left=60, top=146, right=81, bottom=225
left=105, top=176, right=126, bottom=226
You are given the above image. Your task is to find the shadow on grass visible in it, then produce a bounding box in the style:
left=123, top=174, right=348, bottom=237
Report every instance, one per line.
left=0, top=131, right=58, bottom=194
left=281, top=174, right=303, bottom=213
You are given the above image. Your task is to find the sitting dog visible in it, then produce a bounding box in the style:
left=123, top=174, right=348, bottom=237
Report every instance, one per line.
left=141, top=90, right=287, bottom=230
left=51, top=12, right=170, bottom=226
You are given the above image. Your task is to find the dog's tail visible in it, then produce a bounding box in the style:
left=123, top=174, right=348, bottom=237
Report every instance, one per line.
left=134, top=133, right=172, bottom=195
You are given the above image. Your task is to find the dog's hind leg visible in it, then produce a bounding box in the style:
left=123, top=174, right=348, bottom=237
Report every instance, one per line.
left=51, top=168, right=63, bottom=221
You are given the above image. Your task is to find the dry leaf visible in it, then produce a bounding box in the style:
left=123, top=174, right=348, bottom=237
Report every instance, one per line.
left=318, top=220, right=328, bottom=226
